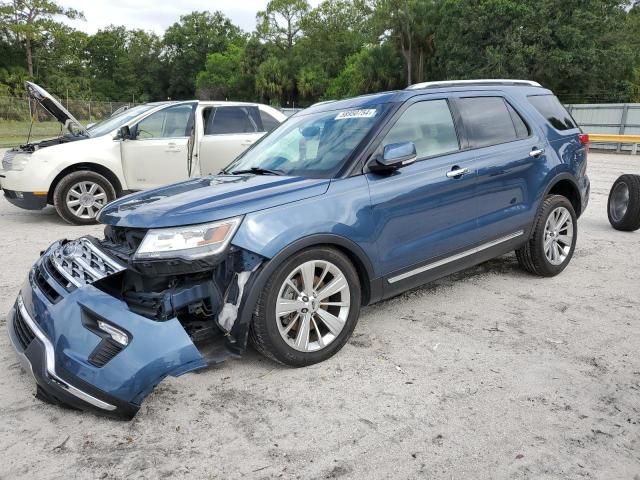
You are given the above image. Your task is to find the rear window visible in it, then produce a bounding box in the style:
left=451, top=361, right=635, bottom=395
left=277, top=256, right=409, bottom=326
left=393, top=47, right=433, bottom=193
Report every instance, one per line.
left=206, top=106, right=262, bottom=135
left=260, top=110, right=281, bottom=133
left=528, top=95, right=577, bottom=131
left=456, top=97, right=529, bottom=148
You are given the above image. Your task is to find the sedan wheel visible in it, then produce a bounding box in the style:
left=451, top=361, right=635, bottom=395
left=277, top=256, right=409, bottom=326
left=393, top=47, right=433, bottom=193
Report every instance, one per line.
left=65, top=181, right=108, bottom=220
left=53, top=170, right=116, bottom=225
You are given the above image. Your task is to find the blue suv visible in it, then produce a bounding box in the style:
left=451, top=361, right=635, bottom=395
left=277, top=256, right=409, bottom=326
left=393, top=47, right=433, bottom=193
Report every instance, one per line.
left=7, top=80, right=590, bottom=418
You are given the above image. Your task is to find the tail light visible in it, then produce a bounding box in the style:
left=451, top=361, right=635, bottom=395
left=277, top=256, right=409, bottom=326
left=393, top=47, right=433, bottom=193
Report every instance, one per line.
left=579, top=133, right=590, bottom=146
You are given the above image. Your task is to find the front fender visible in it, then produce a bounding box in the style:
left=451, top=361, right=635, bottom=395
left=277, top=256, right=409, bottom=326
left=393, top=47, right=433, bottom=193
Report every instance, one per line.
left=229, top=176, right=381, bottom=351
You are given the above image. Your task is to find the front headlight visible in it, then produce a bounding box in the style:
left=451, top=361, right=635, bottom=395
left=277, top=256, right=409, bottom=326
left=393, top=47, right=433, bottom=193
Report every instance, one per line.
left=2, top=152, right=31, bottom=171
left=134, top=217, right=242, bottom=260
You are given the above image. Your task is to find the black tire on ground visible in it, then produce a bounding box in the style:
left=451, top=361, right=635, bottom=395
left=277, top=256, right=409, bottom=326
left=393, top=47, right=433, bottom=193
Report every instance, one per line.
left=53, top=170, right=116, bottom=225
left=516, top=194, right=577, bottom=277
left=250, top=247, right=361, bottom=367
left=607, top=174, right=640, bottom=232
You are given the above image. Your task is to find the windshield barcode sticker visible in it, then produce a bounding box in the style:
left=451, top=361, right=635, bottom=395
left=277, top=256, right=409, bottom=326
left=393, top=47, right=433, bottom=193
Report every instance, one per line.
left=335, top=109, right=377, bottom=120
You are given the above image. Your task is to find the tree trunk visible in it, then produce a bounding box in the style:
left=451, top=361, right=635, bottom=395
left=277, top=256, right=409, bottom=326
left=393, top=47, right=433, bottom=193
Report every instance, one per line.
left=417, top=49, right=425, bottom=83
left=26, top=37, right=34, bottom=77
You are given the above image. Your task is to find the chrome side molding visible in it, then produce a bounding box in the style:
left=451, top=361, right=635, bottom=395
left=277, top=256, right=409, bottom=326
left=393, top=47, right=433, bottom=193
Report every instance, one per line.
left=387, top=230, right=525, bottom=284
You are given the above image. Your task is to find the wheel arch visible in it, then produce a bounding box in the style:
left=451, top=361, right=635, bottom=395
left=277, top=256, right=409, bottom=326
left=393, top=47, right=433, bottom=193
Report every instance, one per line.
left=229, top=234, right=381, bottom=355
left=544, top=173, right=582, bottom=217
left=47, top=163, right=123, bottom=204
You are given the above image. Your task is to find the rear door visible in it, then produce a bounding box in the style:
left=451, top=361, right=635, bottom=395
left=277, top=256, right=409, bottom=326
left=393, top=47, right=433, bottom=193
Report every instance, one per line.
left=365, top=96, right=479, bottom=291
left=452, top=94, right=547, bottom=242
left=121, top=103, right=196, bottom=190
left=198, top=106, right=265, bottom=175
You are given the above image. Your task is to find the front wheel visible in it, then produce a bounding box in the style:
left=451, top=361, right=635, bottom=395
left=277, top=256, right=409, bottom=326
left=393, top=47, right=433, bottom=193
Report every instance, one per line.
left=53, top=171, right=116, bottom=225
left=250, top=247, right=361, bottom=366
left=516, top=194, right=577, bottom=277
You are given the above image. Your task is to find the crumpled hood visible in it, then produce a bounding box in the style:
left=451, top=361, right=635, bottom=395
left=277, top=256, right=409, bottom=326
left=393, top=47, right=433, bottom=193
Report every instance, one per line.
left=98, top=175, right=331, bottom=228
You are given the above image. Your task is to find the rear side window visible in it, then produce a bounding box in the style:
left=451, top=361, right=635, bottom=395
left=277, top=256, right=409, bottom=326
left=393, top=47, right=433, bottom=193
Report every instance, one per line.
left=206, top=106, right=262, bottom=135
left=381, top=99, right=460, bottom=159
left=528, top=95, right=577, bottom=131
left=260, top=110, right=281, bottom=132
left=456, top=97, right=529, bottom=148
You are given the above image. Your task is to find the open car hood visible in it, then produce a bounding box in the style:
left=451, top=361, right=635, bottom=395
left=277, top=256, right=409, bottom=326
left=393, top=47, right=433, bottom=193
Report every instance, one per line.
left=25, top=81, right=88, bottom=136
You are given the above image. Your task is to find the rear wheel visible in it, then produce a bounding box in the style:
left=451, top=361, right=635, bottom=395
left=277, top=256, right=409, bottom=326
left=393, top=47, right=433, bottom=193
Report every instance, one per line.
left=53, top=171, right=116, bottom=225
left=516, top=194, right=577, bottom=277
left=250, top=247, right=361, bottom=366
left=607, top=174, right=640, bottom=232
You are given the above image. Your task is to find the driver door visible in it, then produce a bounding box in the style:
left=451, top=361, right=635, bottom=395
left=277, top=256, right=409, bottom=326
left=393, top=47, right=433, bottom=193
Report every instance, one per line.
left=121, top=103, right=196, bottom=190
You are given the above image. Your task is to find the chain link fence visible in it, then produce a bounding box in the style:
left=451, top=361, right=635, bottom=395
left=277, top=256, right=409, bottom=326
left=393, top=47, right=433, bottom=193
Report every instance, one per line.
left=0, top=96, right=137, bottom=123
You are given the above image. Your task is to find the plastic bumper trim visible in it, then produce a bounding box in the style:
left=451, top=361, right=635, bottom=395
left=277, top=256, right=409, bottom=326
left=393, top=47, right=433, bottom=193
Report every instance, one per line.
left=15, top=294, right=117, bottom=411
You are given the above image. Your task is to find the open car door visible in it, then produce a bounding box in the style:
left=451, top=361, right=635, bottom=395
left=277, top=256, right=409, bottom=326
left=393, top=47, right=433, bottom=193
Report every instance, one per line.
left=198, top=106, right=266, bottom=175
left=120, top=103, right=197, bottom=190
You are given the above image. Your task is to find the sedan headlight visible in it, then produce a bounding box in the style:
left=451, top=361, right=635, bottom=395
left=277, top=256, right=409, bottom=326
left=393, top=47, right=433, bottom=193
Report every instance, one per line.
left=134, top=217, right=242, bottom=260
left=2, top=152, right=31, bottom=171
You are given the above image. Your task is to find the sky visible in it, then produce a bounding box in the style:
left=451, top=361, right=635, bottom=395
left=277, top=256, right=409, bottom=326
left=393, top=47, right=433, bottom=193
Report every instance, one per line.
left=61, top=0, right=322, bottom=35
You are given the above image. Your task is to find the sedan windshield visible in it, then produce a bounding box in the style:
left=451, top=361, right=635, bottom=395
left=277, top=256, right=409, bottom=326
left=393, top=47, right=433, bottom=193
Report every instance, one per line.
left=226, top=105, right=386, bottom=178
left=87, top=104, right=159, bottom=138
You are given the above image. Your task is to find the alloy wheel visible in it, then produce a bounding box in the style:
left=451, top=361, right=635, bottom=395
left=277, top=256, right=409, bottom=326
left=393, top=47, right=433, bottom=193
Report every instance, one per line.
left=66, top=181, right=108, bottom=219
left=543, top=206, right=574, bottom=266
left=276, top=260, right=351, bottom=352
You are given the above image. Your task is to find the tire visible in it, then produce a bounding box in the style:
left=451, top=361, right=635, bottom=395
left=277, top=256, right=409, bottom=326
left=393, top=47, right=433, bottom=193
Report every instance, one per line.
left=516, top=194, right=577, bottom=277
left=53, top=171, right=116, bottom=225
left=607, top=174, right=640, bottom=232
left=250, top=247, right=361, bottom=367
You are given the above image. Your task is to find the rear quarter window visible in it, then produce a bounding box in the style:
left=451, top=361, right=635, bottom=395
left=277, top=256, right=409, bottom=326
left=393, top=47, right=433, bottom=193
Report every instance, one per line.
left=527, top=95, right=577, bottom=131
left=456, top=97, right=529, bottom=148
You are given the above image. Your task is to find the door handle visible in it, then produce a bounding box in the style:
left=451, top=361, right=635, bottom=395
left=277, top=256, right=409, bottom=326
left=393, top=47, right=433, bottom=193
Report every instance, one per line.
left=529, top=148, right=545, bottom=158
left=446, top=167, right=470, bottom=178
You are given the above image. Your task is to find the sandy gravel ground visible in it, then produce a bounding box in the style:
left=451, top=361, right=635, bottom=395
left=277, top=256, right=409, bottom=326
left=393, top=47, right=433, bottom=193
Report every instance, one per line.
left=0, top=152, right=638, bottom=480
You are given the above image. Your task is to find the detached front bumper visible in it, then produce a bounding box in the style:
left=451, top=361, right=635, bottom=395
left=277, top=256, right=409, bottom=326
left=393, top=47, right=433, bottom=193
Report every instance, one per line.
left=7, top=297, right=138, bottom=419
left=7, top=241, right=209, bottom=419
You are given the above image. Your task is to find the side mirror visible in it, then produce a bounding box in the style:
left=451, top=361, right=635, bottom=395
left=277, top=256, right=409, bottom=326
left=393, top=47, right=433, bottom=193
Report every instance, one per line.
left=119, top=125, right=132, bottom=140
left=370, top=142, right=417, bottom=173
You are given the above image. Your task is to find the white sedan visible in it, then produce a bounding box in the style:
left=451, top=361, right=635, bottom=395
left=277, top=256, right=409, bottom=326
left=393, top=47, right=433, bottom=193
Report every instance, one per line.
left=0, top=82, right=286, bottom=224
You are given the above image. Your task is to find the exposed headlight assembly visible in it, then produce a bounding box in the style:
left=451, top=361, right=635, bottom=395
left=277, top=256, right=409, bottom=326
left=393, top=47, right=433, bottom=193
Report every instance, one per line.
left=134, top=217, right=242, bottom=261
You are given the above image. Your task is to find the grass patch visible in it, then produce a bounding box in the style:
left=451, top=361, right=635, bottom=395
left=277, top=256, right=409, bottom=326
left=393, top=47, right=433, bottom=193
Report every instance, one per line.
left=0, top=120, right=65, bottom=148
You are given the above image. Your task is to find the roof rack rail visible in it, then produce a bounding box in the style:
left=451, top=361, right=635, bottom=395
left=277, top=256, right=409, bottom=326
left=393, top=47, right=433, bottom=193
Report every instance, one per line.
left=406, top=79, right=542, bottom=90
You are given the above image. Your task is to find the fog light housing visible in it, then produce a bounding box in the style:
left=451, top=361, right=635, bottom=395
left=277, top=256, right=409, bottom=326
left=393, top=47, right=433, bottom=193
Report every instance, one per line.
left=97, top=320, right=129, bottom=346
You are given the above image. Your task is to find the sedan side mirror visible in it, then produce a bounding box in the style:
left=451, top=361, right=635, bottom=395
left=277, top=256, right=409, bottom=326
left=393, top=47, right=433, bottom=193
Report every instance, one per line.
left=119, top=125, right=133, bottom=140
left=370, top=141, right=417, bottom=173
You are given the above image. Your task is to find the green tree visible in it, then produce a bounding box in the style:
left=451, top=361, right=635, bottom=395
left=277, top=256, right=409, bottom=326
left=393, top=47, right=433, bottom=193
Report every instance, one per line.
left=0, top=0, right=83, bottom=77
left=326, top=42, right=404, bottom=98
left=257, top=0, right=310, bottom=50
left=297, top=0, right=372, bottom=85
left=432, top=0, right=634, bottom=102
left=163, top=11, right=242, bottom=99
left=196, top=41, right=256, bottom=100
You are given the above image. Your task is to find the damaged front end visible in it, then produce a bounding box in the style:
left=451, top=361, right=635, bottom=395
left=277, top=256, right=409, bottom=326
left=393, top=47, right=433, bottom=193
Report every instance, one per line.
left=7, top=226, right=263, bottom=419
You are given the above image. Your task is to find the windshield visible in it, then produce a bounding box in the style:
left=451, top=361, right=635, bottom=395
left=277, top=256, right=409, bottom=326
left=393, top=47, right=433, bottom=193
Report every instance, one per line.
left=87, top=104, right=159, bottom=137
left=226, top=105, right=386, bottom=178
